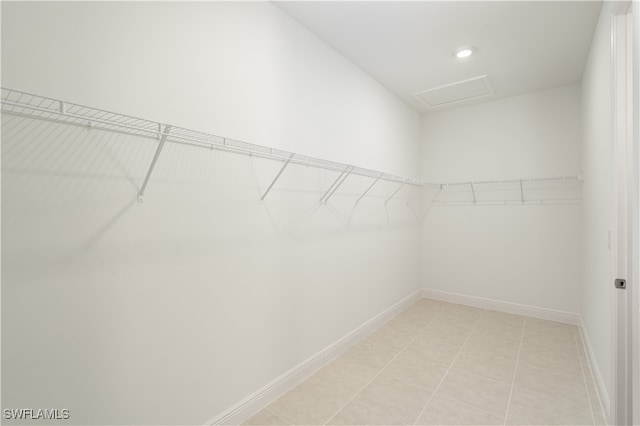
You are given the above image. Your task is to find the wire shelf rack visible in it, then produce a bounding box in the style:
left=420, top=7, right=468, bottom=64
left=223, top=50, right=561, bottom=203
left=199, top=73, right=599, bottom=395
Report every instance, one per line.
left=0, top=88, right=425, bottom=200
left=434, top=176, right=583, bottom=205
left=1, top=87, right=582, bottom=205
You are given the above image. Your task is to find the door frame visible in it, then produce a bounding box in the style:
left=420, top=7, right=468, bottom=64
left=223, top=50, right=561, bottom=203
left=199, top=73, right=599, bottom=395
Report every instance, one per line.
left=631, top=3, right=639, bottom=425
left=610, top=2, right=637, bottom=425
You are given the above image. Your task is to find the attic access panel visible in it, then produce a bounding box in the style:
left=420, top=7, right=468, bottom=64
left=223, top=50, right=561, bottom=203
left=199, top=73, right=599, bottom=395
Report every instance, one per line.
left=415, top=75, right=494, bottom=108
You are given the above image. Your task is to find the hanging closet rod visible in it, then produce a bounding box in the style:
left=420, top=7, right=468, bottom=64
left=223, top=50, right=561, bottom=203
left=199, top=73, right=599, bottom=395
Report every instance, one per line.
left=0, top=87, right=425, bottom=188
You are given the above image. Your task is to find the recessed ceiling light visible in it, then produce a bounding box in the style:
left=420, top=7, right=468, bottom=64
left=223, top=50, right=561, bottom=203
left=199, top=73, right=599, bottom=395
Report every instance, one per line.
left=455, top=47, right=475, bottom=59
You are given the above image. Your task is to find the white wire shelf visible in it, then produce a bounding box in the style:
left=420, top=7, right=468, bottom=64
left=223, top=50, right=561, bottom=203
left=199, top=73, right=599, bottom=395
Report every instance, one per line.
left=0, top=87, right=426, bottom=202
left=0, top=87, right=582, bottom=205
left=433, top=176, right=583, bottom=205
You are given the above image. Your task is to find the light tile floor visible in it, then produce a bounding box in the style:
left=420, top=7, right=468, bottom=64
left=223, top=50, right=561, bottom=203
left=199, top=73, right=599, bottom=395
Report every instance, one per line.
left=243, top=299, right=607, bottom=425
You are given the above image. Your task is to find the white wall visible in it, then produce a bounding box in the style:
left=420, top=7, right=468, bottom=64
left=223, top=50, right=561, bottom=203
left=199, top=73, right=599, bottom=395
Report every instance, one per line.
left=580, top=3, right=614, bottom=415
left=420, top=85, right=582, bottom=313
left=1, top=2, right=419, bottom=175
left=1, top=2, right=421, bottom=425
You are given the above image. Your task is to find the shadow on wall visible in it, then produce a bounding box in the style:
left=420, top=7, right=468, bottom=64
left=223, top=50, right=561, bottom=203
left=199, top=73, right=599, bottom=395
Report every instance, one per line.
left=1, top=114, right=424, bottom=256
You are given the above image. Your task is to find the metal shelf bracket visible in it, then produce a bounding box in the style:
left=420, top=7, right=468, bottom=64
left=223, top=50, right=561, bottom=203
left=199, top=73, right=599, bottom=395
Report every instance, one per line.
left=320, top=165, right=353, bottom=204
left=385, top=183, right=404, bottom=206
left=355, top=173, right=384, bottom=205
left=261, top=153, right=294, bottom=201
left=138, top=124, right=172, bottom=202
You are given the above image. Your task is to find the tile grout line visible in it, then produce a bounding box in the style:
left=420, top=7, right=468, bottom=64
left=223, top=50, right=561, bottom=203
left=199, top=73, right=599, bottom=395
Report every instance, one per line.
left=412, top=308, right=488, bottom=426
left=264, top=407, right=295, bottom=426
left=443, top=392, right=510, bottom=420
left=502, top=316, right=526, bottom=426
left=419, top=317, right=522, bottom=419
left=322, top=301, right=451, bottom=426
left=573, top=326, right=597, bottom=426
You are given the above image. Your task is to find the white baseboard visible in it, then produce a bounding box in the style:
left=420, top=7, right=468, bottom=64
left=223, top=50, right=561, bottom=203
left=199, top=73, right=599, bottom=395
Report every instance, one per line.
left=579, top=316, right=611, bottom=419
left=207, top=289, right=422, bottom=425
left=421, top=288, right=581, bottom=325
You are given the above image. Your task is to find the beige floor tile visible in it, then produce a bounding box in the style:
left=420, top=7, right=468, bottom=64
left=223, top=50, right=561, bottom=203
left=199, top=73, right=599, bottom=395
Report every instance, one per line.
left=452, top=345, right=518, bottom=383
left=327, top=398, right=403, bottom=425
left=417, top=314, right=440, bottom=328
left=416, top=395, right=504, bottom=425
left=405, top=298, right=447, bottom=314
left=389, top=312, right=435, bottom=332
left=376, top=350, right=449, bottom=391
left=522, top=328, right=580, bottom=352
left=467, top=329, right=523, bottom=353
left=257, top=302, right=600, bottom=426
left=480, top=310, right=526, bottom=329
left=513, top=362, right=590, bottom=412
left=403, top=301, right=447, bottom=315
left=404, top=336, right=462, bottom=365
left=525, top=318, right=578, bottom=338
left=506, top=389, right=594, bottom=425
left=419, top=322, right=472, bottom=346
left=268, top=375, right=354, bottom=425
left=516, top=356, right=583, bottom=382
left=472, top=321, right=524, bottom=343
left=435, top=368, right=512, bottom=418
left=363, top=323, right=419, bottom=352
left=344, top=377, right=433, bottom=425
left=386, top=314, right=430, bottom=334
left=520, top=333, right=580, bottom=355
left=403, top=303, right=446, bottom=320
left=430, top=315, right=478, bottom=330
left=517, top=342, right=583, bottom=377
left=395, top=314, right=432, bottom=331
left=432, top=307, right=482, bottom=329
left=412, top=298, right=449, bottom=312
left=342, top=339, right=399, bottom=370
left=311, top=356, right=379, bottom=395
left=462, top=336, right=521, bottom=360
left=242, top=408, right=292, bottom=425
left=443, top=303, right=484, bottom=317
left=418, top=297, right=448, bottom=306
